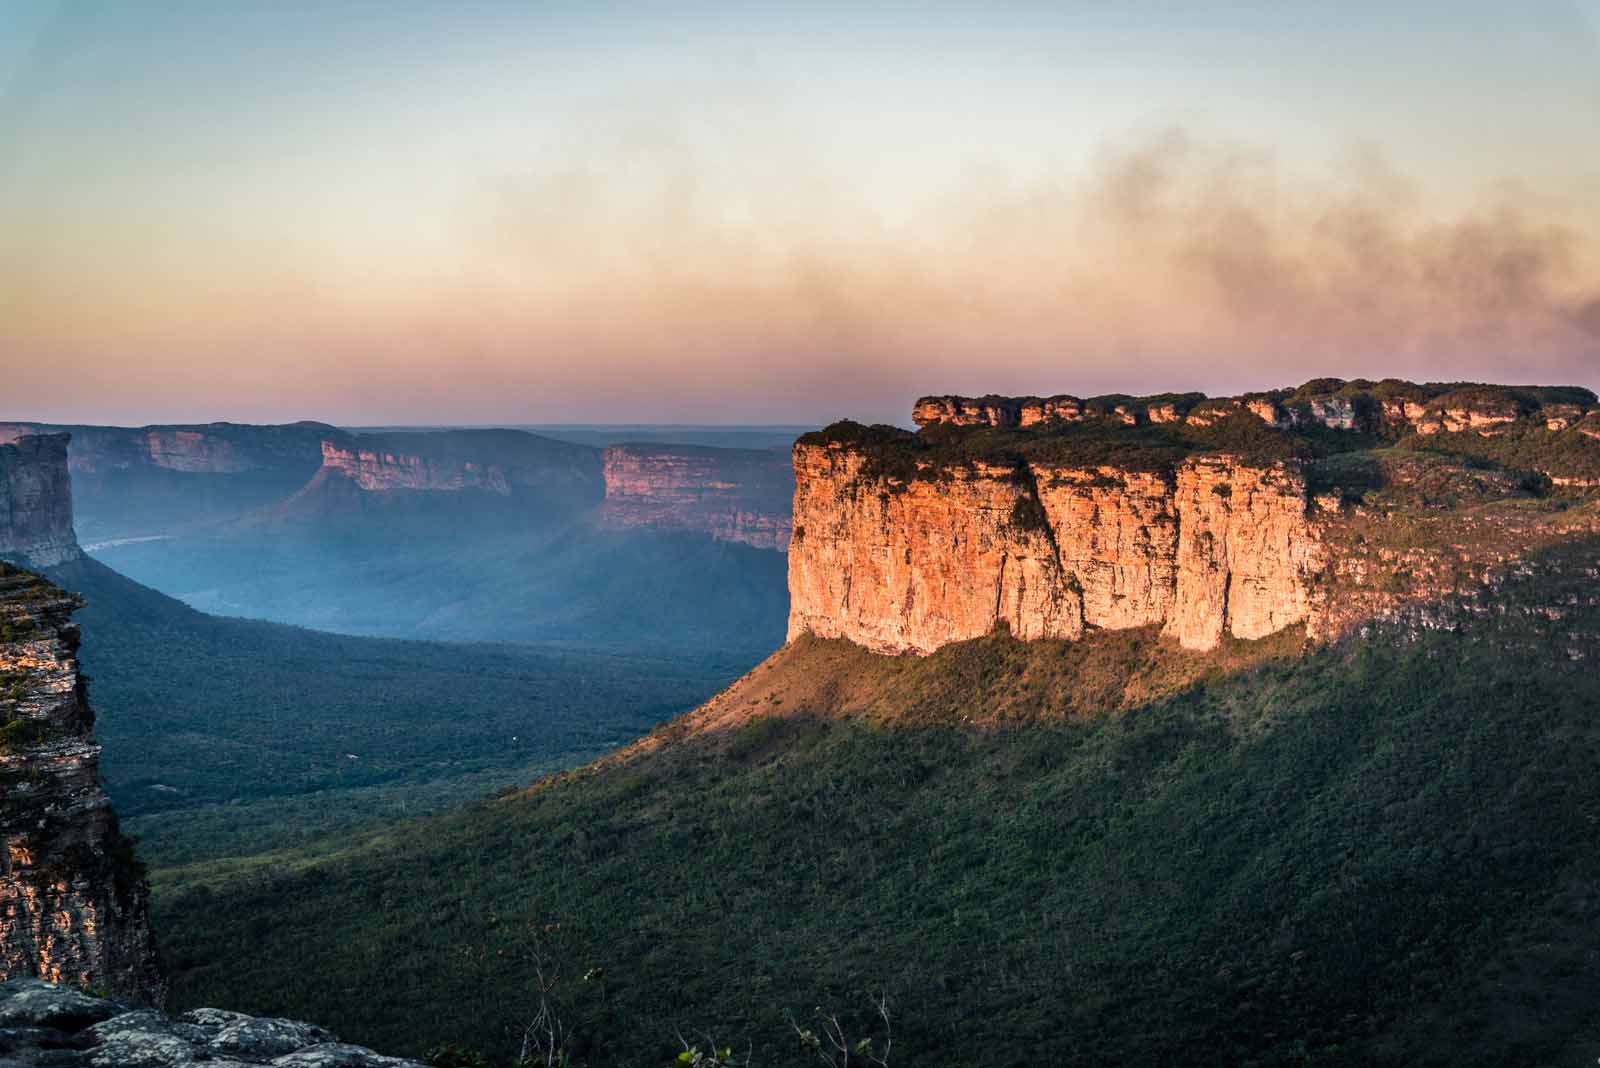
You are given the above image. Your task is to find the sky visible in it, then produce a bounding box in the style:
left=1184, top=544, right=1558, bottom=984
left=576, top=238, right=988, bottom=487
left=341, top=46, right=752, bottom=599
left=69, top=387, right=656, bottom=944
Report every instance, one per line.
left=2, top=1, right=1599, bottom=426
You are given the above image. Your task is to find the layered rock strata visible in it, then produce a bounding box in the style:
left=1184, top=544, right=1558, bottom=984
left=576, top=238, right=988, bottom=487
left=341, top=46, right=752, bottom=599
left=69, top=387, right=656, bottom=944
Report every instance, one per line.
left=0, top=568, right=158, bottom=1002
left=791, top=379, right=1600, bottom=657
left=320, top=440, right=514, bottom=494
left=0, top=436, right=80, bottom=568
left=788, top=444, right=1325, bottom=653
left=597, top=444, right=794, bottom=550
left=315, top=430, right=604, bottom=502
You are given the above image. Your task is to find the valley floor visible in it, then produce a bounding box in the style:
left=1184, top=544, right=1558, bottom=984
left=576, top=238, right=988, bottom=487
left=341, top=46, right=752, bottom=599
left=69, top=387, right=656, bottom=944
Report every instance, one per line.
left=153, top=567, right=1600, bottom=1067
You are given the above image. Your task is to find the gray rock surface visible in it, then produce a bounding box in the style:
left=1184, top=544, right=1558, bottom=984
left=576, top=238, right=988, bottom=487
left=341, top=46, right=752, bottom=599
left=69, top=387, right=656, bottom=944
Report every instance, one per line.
left=0, top=981, right=426, bottom=1068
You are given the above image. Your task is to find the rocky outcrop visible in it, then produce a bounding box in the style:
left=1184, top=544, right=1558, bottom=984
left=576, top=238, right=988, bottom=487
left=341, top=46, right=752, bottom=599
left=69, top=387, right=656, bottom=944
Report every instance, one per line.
left=0, top=568, right=157, bottom=1003
left=597, top=444, right=793, bottom=550
left=0, top=978, right=427, bottom=1066
left=787, top=441, right=1326, bottom=654
left=911, top=381, right=1598, bottom=438
left=0, top=436, right=80, bottom=569
left=912, top=394, right=1204, bottom=429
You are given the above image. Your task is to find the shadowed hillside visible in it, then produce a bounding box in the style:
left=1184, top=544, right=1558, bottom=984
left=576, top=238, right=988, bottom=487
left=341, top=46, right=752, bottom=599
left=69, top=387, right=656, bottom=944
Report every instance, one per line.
left=155, top=541, right=1600, bottom=1067
left=43, top=556, right=742, bottom=870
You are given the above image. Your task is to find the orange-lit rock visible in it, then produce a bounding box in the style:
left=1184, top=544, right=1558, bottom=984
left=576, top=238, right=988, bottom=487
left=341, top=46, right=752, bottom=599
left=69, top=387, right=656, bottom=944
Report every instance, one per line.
left=788, top=440, right=1323, bottom=654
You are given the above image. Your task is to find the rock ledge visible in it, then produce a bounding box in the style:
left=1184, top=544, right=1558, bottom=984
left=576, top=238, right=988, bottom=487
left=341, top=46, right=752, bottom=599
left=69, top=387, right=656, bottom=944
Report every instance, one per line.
left=0, top=978, right=426, bottom=1067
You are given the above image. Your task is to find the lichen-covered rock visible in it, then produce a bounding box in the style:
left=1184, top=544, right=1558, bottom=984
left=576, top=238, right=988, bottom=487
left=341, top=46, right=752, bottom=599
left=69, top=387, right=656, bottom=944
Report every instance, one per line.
left=270, top=1044, right=427, bottom=1067
left=0, top=981, right=426, bottom=1067
left=0, top=980, right=123, bottom=1031
left=206, top=1016, right=337, bottom=1059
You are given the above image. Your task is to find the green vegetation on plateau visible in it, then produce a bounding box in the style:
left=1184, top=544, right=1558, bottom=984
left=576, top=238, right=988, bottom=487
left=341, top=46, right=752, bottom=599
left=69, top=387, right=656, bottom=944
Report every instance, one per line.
left=156, top=544, right=1600, bottom=1067
left=802, top=377, right=1600, bottom=489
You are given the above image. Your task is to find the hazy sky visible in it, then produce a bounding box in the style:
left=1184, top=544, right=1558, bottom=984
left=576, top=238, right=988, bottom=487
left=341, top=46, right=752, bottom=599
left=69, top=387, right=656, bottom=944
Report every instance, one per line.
left=3, top=1, right=1599, bottom=426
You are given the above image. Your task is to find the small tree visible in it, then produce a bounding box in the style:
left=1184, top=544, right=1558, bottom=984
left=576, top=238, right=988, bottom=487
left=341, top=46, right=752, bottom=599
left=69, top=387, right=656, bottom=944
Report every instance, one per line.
left=787, top=993, right=892, bottom=1067
left=516, top=923, right=577, bottom=1067
left=671, top=1030, right=751, bottom=1067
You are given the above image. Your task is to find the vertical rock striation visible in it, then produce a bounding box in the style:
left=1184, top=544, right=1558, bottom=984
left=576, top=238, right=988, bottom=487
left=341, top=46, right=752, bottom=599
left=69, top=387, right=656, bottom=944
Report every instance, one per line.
left=787, top=440, right=1325, bottom=654
left=319, top=440, right=515, bottom=494
left=313, top=430, right=605, bottom=504
left=1164, top=457, right=1321, bottom=650
left=0, top=436, right=80, bottom=569
left=0, top=567, right=158, bottom=1002
left=792, top=379, right=1600, bottom=659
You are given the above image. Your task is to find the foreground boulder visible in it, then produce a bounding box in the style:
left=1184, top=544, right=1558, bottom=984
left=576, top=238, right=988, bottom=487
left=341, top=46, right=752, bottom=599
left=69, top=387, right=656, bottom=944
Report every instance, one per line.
left=0, top=979, right=426, bottom=1067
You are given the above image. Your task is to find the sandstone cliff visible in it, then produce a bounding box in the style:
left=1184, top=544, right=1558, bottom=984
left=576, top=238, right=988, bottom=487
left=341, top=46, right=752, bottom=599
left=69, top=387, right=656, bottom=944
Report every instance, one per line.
left=788, top=441, right=1325, bottom=653
left=0, top=436, right=80, bottom=569
left=790, top=379, right=1600, bottom=656
left=320, top=440, right=514, bottom=494
left=597, top=444, right=793, bottom=550
left=0, top=566, right=158, bottom=1003
left=0, top=422, right=334, bottom=478
left=313, top=430, right=604, bottom=504
left=0, top=422, right=336, bottom=542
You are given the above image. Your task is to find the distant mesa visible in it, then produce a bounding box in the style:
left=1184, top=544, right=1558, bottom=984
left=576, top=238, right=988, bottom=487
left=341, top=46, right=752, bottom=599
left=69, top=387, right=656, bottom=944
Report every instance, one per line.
left=3, top=420, right=798, bottom=553
left=597, top=442, right=794, bottom=550
left=0, top=434, right=81, bottom=568
left=316, top=430, right=602, bottom=497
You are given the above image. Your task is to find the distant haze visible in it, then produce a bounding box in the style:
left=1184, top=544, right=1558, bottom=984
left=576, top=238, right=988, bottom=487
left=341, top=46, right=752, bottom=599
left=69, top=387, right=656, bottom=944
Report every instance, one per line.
left=3, top=1, right=1599, bottom=426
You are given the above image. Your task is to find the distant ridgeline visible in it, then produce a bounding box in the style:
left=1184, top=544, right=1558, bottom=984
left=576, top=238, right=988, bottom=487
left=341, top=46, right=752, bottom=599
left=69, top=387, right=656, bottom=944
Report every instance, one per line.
left=788, top=378, right=1600, bottom=655
left=0, top=421, right=795, bottom=551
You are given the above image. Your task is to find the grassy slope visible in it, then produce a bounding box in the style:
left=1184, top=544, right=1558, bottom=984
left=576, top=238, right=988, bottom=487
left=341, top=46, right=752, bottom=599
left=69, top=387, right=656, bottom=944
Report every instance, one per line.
left=45, top=557, right=744, bottom=871
left=156, top=561, right=1600, bottom=1067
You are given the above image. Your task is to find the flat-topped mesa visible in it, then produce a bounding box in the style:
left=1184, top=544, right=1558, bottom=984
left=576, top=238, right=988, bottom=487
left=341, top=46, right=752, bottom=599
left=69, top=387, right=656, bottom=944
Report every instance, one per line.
left=315, top=430, right=604, bottom=500
left=0, top=421, right=335, bottom=476
left=788, top=440, right=1323, bottom=654
left=0, top=436, right=80, bottom=569
left=597, top=444, right=794, bottom=551
left=0, top=568, right=158, bottom=1002
left=790, top=378, right=1600, bottom=657
left=320, top=440, right=514, bottom=494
